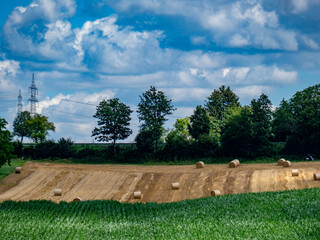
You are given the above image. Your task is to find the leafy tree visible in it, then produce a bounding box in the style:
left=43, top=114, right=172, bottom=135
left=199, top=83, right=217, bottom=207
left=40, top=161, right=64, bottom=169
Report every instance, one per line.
left=205, top=85, right=240, bottom=121
left=250, top=93, right=273, bottom=156
left=0, top=118, right=14, bottom=168
left=27, top=114, right=55, bottom=143
left=189, top=105, right=211, bottom=140
left=165, top=117, right=192, bottom=160
left=286, top=84, right=320, bottom=155
left=137, top=86, right=175, bottom=152
left=13, top=111, right=32, bottom=143
left=92, top=98, right=133, bottom=153
left=221, top=106, right=253, bottom=157
left=272, top=99, right=294, bottom=142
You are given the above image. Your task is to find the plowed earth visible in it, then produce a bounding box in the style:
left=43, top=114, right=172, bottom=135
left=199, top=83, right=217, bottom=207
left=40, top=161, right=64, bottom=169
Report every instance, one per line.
left=1, top=161, right=320, bottom=203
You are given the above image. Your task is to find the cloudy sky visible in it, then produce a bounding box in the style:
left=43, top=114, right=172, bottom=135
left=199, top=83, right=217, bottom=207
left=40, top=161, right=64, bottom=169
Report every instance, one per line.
left=0, top=0, right=319, bottom=142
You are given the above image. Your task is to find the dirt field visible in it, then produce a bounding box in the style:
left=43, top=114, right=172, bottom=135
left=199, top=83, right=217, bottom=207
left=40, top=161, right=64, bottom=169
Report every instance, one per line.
left=1, top=161, right=320, bottom=203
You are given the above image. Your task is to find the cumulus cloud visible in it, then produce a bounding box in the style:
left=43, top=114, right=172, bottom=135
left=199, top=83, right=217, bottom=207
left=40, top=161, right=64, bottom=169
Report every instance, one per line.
left=0, top=60, right=21, bottom=92
left=203, top=66, right=297, bottom=86
left=38, top=89, right=116, bottom=142
left=235, top=85, right=273, bottom=99
left=105, top=0, right=298, bottom=50
left=164, top=88, right=212, bottom=102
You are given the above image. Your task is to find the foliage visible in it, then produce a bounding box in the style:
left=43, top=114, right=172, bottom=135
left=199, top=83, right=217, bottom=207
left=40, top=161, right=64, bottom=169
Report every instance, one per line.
left=189, top=105, right=212, bottom=140
left=285, top=84, right=320, bottom=155
left=57, top=138, right=75, bottom=159
left=92, top=98, right=133, bottom=153
left=13, top=111, right=32, bottom=143
left=0, top=118, right=14, bottom=168
left=250, top=93, right=273, bottom=157
left=272, top=99, right=294, bottom=142
left=164, top=117, right=192, bottom=160
left=137, top=86, right=175, bottom=151
left=221, top=106, right=254, bottom=157
left=1, top=188, right=320, bottom=239
left=205, top=85, right=240, bottom=120
left=27, top=114, right=55, bottom=143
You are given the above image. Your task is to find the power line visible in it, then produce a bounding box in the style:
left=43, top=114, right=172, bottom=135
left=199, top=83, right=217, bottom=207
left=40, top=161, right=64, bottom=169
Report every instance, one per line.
left=60, top=99, right=97, bottom=106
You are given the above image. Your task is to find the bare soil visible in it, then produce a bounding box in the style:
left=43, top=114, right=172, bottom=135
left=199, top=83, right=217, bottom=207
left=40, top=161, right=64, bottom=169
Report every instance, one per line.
left=1, top=161, right=320, bottom=203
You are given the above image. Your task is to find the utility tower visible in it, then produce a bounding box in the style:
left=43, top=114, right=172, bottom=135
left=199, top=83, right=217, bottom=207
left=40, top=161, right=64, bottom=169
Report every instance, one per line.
left=28, top=73, right=38, bottom=116
left=17, top=89, right=23, bottom=115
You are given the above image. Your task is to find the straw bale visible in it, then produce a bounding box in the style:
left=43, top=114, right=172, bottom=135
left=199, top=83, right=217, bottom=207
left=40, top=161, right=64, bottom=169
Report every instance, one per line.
left=73, top=197, right=81, bottom=202
left=277, top=158, right=286, bottom=166
left=314, top=173, right=320, bottom=181
left=229, top=159, right=240, bottom=168
left=15, top=167, right=22, bottom=174
left=196, top=161, right=204, bottom=168
left=291, top=169, right=299, bottom=177
left=210, top=190, right=221, bottom=197
left=133, top=191, right=141, bottom=199
left=54, top=189, right=62, bottom=196
left=283, top=161, right=291, bottom=167
left=172, top=182, right=179, bottom=190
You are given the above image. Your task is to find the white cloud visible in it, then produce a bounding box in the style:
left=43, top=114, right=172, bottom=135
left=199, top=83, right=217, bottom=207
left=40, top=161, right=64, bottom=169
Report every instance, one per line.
left=235, top=85, right=273, bottom=99
left=271, top=67, right=297, bottom=84
left=164, top=88, right=212, bottom=102
left=0, top=60, right=21, bottom=92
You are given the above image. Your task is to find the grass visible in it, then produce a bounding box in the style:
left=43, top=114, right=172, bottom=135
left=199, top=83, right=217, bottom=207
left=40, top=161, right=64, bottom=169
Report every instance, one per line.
left=0, top=188, right=320, bottom=239
left=0, top=159, right=27, bottom=181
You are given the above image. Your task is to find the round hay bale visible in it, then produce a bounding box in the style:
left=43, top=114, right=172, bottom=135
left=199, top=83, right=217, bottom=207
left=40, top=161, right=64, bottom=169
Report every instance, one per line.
left=210, top=190, right=221, bottom=197
left=73, top=197, right=81, bottom=202
left=15, top=167, right=22, bottom=174
left=172, top=182, right=179, bottom=190
left=283, top=160, right=291, bottom=167
left=54, top=189, right=62, bottom=196
left=291, top=169, right=299, bottom=177
left=133, top=191, right=141, bottom=199
left=314, top=173, right=320, bottom=181
left=277, top=158, right=286, bottom=166
left=196, top=161, right=204, bottom=168
left=229, top=159, right=240, bottom=168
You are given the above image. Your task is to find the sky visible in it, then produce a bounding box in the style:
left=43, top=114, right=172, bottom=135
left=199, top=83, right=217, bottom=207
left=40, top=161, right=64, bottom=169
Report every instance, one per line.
left=0, top=0, right=319, bottom=143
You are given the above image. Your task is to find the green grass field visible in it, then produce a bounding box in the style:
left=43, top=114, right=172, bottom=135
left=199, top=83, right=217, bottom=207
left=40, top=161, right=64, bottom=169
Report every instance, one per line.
left=0, top=159, right=26, bottom=182
left=0, top=188, right=319, bottom=239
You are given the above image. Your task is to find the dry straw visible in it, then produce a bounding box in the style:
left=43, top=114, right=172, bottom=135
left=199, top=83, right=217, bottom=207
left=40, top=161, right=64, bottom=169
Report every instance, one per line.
left=229, top=159, right=240, bottom=168
left=133, top=191, right=141, bottom=199
left=172, top=182, right=179, bottom=190
left=283, top=161, right=291, bottom=167
left=291, top=169, right=299, bottom=177
left=210, top=190, right=221, bottom=197
left=277, top=158, right=286, bottom=166
left=314, top=173, right=320, bottom=181
left=54, top=189, right=62, bottom=196
left=73, top=197, right=81, bottom=202
left=15, top=167, right=22, bottom=174
left=196, top=161, right=205, bottom=168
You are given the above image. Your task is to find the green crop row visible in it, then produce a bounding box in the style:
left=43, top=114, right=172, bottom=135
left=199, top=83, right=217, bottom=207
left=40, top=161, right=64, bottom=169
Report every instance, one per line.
left=0, top=188, right=320, bottom=239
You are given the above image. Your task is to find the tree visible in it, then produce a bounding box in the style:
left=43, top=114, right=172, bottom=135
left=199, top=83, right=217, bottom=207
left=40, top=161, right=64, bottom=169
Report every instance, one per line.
left=272, top=99, right=294, bottom=142
left=92, top=98, right=133, bottom=153
left=189, top=105, right=211, bottom=140
left=221, top=106, right=253, bottom=157
left=250, top=93, right=273, bottom=156
left=27, top=114, right=55, bottom=143
left=137, top=86, right=175, bottom=152
left=165, top=117, right=192, bottom=160
left=13, top=111, right=32, bottom=143
left=0, top=118, right=14, bottom=168
left=205, top=85, right=240, bottom=121
left=286, top=84, right=320, bottom=155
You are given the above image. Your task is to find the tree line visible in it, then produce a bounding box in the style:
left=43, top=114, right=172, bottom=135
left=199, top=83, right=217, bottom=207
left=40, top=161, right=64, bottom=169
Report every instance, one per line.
left=0, top=84, right=320, bottom=166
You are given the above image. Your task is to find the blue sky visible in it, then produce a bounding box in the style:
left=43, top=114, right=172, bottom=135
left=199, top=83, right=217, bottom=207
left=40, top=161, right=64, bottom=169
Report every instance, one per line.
left=0, top=0, right=319, bottom=142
